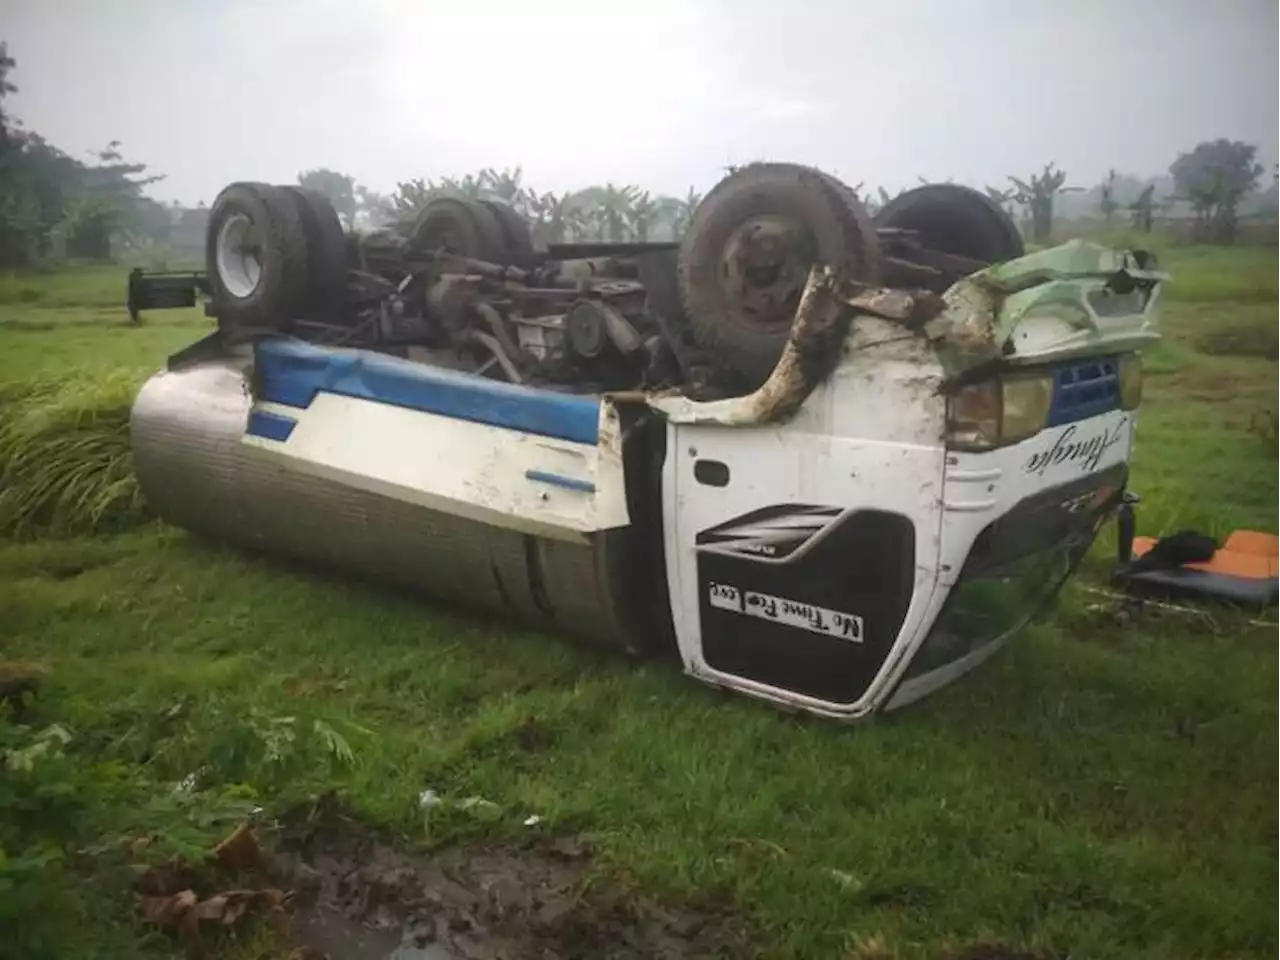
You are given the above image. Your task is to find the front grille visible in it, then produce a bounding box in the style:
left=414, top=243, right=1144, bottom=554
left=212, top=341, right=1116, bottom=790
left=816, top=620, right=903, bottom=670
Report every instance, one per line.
left=1048, top=357, right=1120, bottom=426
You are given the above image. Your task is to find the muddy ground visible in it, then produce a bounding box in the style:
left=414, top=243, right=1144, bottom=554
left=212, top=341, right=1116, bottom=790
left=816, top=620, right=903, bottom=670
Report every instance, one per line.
left=135, top=794, right=1049, bottom=959
left=274, top=797, right=753, bottom=960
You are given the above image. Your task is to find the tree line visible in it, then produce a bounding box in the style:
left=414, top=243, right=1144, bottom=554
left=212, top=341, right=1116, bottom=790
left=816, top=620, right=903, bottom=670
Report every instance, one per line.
left=302, top=143, right=1276, bottom=249
left=297, top=166, right=705, bottom=246
left=0, top=43, right=173, bottom=266
left=0, top=37, right=1274, bottom=269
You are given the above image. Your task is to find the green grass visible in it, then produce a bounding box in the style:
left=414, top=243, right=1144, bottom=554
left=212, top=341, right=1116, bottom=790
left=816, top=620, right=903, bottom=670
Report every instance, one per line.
left=1194, top=317, right=1278, bottom=360
left=1157, top=246, right=1278, bottom=305
left=0, top=367, right=150, bottom=539
left=0, top=251, right=1275, bottom=960
left=0, top=262, right=207, bottom=375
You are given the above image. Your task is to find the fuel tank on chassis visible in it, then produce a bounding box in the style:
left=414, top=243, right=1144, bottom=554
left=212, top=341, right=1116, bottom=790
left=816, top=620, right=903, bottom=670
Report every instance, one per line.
left=129, top=357, right=665, bottom=657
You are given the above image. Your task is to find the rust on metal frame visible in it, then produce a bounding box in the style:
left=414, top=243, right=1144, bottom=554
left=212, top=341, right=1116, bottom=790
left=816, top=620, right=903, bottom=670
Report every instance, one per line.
left=645, top=267, right=946, bottom=426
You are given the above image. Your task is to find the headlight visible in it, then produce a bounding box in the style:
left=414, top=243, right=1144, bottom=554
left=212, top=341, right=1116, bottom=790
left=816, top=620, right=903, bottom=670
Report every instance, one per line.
left=1118, top=353, right=1143, bottom=409
left=1002, top=375, right=1056, bottom=443
left=947, top=372, right=1054, bottom=450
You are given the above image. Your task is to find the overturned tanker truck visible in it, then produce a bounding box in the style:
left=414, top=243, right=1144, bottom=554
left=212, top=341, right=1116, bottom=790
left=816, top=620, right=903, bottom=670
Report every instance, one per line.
left=127, top=163, right=1166, bottom=720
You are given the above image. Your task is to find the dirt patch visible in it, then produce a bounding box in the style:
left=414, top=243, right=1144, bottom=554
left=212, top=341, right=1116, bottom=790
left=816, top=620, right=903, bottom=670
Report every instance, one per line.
left=0, top=659, right=48, bottom=718
left=845, top=935, right=1053, bottom=960
left=943, top=947, right=1052, bottom=960
left=274, top=797, right=752, bottom=960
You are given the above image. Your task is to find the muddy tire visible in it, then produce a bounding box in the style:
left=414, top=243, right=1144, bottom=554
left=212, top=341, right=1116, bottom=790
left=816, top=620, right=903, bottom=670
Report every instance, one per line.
left=281, top=185, right=350, bottom=319
left=819, top=171, right=868, bottom=216
left=206, top=182, right=310, bottom=328
left=410, top=197, right=506, bottom=263
left=678, top=163, right=881, bottom=387
left=876, top=183, right=1024, bottom=267
left=636, top=248, right=686, bottom=326
left=480, top=199, right=536, bottom=265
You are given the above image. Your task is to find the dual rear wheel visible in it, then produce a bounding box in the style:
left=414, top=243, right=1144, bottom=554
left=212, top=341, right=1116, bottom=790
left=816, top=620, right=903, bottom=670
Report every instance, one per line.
left=205, top=182, right=347, bottom=329
left=205, top=186, right=535, bottom=330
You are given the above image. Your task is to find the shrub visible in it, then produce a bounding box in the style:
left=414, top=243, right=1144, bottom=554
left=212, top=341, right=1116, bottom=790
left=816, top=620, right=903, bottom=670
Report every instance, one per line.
left=0, top=699, right=279, bottom=959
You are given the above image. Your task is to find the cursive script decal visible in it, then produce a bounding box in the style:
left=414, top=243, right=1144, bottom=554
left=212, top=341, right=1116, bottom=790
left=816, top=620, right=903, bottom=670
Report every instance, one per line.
left=1025, top=417, right=1129, bottom=476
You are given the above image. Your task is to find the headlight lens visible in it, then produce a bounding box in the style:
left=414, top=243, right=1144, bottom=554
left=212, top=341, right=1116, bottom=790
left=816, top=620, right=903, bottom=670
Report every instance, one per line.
left=1118, top=353, right=1143, bottom=409
left=947, top=371, right=1054, bottom=450
left=1002, top=375, right=1056, bottom=443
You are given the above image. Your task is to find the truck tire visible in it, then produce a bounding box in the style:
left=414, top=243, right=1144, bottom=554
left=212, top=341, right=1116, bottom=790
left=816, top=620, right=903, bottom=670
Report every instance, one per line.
left=480, top=199, right=536, bottom=265
left=281, top=185, right=349, bottom=319
left=876, top=183, right=1023, bottom=267
left=410, top=197, right=506, bottom=264
left=206, top=182, right=310, bottom=329
left=819, top=171, right=869, bottom=217
left=678, top=163, right=881, bottom=388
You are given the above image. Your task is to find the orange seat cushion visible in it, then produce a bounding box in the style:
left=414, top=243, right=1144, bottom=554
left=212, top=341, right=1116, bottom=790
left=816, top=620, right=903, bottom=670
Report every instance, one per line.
left=1222, top=530, right=1280, bottom=558
left=1132, top=531, right=1279, bottom=581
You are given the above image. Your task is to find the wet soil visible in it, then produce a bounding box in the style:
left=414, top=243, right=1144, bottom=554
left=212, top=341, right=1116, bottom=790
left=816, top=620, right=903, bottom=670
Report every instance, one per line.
left=275, top=800, right=752, bottom=960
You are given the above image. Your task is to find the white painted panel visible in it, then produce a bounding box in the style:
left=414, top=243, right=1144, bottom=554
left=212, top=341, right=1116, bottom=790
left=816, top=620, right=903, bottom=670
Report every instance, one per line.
left=241, top=392, right=629, bottom=542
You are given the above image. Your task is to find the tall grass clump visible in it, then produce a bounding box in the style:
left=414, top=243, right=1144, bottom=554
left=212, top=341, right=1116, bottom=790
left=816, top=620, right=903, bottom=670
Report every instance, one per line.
left=0, top=368, right=150, bottom=538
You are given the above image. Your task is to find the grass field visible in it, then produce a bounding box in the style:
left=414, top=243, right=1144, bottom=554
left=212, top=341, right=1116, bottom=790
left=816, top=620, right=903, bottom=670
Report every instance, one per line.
left=0, top=247, right=1276, bottom=959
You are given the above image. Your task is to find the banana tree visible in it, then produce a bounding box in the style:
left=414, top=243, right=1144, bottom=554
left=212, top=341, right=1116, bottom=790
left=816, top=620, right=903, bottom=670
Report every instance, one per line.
left=479, top=166, right=526, bottom=212
left=668, top=186, right=702, bottom=239
left=436, top=174, right=485, bottom=199
left=1129, top=185, right=1156, bottom=232
left=984, top=185, right=1017, bottom=216
left=391, top=178, right=436, bottom=215
left=576, top=183, right=638, bottom=241
left=630, top=190, right=659, bottom=241
left=1009, top=163, right=1081, bottom=243
left=391, top=175, right=484, bottom=217
left=1099, top=169, right=1119, bottom=222
left=650, top=195, right=684, bottom=240
left=524, top=190, right=583, bottom=244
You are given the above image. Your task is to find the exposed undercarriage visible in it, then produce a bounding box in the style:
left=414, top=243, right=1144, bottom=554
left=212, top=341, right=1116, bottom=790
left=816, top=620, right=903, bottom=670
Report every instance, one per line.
left=130, top=163, right=1028, bottom=396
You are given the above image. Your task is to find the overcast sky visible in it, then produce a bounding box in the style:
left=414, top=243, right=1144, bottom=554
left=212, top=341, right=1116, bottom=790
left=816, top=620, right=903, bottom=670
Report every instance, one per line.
left=3, top=0, right=1276, bottom=206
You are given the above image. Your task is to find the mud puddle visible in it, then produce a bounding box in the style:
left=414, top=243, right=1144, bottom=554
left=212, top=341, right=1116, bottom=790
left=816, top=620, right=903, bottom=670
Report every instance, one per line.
left=277, top=799, right=749, bottom=960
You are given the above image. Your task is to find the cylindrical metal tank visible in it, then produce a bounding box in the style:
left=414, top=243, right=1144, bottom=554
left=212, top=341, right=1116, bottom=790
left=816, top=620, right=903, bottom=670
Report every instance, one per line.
left=130, top=360, right=660, bottom=654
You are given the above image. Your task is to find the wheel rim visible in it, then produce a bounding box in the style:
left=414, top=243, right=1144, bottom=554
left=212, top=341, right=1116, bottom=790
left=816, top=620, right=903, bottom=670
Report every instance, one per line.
left=215, top=212, right=263, bottom=299
left=413, top=200, right=472, bottom=256
left=415, top=218, right=463, bottom=255
left=719, top=215, right=815, bottom=327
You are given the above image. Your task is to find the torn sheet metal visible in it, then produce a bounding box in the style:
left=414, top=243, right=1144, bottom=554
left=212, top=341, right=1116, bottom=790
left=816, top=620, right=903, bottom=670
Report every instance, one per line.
left=643, top=240, right=1168, bottom=426
left=923, top=239, right=1168, bottom=378
left=645, top=267, right=945, bottom=426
